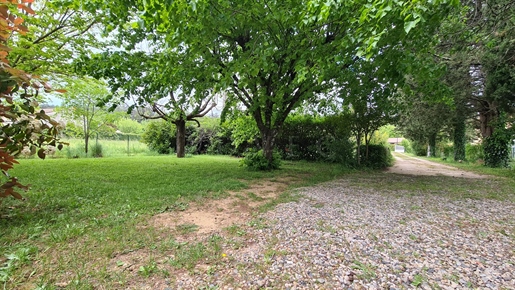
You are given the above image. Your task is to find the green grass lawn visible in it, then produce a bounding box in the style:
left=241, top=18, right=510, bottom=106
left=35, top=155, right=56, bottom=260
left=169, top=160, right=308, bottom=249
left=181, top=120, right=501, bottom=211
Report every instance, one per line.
left=0, top=155, right=351, bottom=289
left=3, top=154, right=514, bottom=289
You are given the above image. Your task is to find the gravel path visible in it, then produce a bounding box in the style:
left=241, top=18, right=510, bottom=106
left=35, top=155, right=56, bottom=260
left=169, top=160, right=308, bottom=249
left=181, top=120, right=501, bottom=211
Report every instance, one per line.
left=170, top=176, right=515, bottom=289
left=388, top=153, right=486, bottom=178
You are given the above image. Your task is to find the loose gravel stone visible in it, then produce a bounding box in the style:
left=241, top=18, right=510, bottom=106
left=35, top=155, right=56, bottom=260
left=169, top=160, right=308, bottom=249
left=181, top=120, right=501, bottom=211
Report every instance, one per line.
left=169, top=178, right=515, bottom=289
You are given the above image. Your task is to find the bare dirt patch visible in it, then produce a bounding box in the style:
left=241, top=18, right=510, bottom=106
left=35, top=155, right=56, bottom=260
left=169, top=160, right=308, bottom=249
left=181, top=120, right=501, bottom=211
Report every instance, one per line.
left=388, top=152, right=487, bottom=178
left=104, top=178, right=296, bottom=289
left=149, top=178, right=292, bottom=237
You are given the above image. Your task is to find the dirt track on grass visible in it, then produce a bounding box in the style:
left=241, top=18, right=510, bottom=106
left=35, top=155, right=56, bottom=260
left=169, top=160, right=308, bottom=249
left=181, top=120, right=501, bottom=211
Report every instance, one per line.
left=388, top=152, right=487, bottom=178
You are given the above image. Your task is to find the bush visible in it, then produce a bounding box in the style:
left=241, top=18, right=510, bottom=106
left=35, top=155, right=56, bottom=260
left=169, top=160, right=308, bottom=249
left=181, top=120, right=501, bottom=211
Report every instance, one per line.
left=276, top=114, right=354, bottom=162
left=466, top=144, right=483, bottom=162
left=141, top=120, right=176, bottom=154
left=411, top=140, right=427, bottom=156
left=359, top=144, right=393, bottom=169
left=441, top=144, right=454, bottom=159
left=140, top=118, right=229, bottom=156
left=207, top=134, right=234, bottom=155
left=323, top=138, right=356, bottom=167
left=484, top=130, right=511, bottom=168
left=90, top=143, right=103, bottom=158
left=241, top=149, right=281, bottom=171
left=400, top=139, right=413, bottom=154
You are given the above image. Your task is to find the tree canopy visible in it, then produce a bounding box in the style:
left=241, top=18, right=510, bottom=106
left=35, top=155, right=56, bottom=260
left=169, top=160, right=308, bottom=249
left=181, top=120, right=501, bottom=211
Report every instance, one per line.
left=78, top=0, right=457, bottom=166
left=1, top=0, right=64, bottom=200
left=8, top=0, right=104, bottom=79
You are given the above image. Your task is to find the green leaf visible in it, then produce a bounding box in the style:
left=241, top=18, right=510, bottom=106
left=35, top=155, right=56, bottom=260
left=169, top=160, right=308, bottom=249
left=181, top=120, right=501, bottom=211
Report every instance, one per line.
left=404, top=19, right=419, bottom=34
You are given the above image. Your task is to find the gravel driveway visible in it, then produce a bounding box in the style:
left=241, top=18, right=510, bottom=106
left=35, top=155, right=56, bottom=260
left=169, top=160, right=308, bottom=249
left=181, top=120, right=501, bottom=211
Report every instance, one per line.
left=388, top=153, right=486, bottom=178
left=167, top=163, right=515, bottom=289
left=168, top=173, right=515, bottom=289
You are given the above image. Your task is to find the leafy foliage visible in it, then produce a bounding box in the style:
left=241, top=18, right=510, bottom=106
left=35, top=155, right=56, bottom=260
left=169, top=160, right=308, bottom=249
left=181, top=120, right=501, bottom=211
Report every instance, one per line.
left=0, top=1, right=63, bottom=201
left=428, top=0, right=515, bottom=163
left=75, top=46, right=216, bottom=158
left=114, top=118, right=144, bottom=135
left=483, top=116, right=512, bottom=168
left=241, top=149, right=281, bottom=171
left=400, top=139, right=413, bottom=154
left=465, top=144, right=484, bottom=163
left=276, top=114, right=354, bottom=165
left=141, top=120, right=176, bottom=154
left=87, top=0, right=457, bottom=166
left=221, top=114, right=259, bottom=152
left=90, top=143, right=103, bottom=158
left=411, top=140, right=429, bottom=157
left=7, top=0, right=103, bottom=79
left=57, top=78, right=119, bottom=154
left=453, top=117, right=466, bottom=161
left=358, top=145, right=394, bottom=169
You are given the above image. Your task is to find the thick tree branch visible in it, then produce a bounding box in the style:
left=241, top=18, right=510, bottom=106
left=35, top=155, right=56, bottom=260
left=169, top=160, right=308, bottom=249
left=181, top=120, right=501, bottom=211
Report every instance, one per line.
left=188, top=102, right=216, bottom=119
left=232, top=74, right=253, bottom=107
left=231, top=86, right=251, bottom=108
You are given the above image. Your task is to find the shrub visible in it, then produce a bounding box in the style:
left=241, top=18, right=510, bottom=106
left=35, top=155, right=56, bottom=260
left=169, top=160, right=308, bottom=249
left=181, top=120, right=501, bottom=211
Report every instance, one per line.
left=141, top=120, right=176, bottom=154
left=400, top=139, right=413, bottom=154
left=276, top=115, right=323, bottom=161
left=142, top=120, right=216, bottom=155
left=483, top=129, right=511, bottom=168
left=465, top=144, right=483, bottom=162
left=188, top=126, right=218, bottom=154
left=90, top=143, right=103, bottom=158
left=276, top=114, right=354, bottom=163
left=207, top=135, right=234, bottom=155
left=241, top=149, right=281, bottom=171
left=411, top=140, right=427, bottom=156
left=441, top=144, right=454, bottom=159
left=359, top=144, right=393, bottom=169
left=323, top=138, right=356, bottom=167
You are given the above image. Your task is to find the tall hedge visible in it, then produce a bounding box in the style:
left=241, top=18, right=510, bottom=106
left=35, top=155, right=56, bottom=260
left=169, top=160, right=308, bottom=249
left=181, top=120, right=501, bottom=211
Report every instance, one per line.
left=359, top=144, right=393, bottom=169
left=275, top=114, right=355, bottom=166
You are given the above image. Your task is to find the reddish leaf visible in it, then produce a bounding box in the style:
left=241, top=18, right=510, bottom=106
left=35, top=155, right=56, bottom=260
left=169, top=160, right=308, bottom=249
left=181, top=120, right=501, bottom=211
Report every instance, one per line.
left=13, top=16, right=23, bottom=25
left=17, top=24, right=28, bottom=34
left=17, top=4, right=35, bottom=15
left=0, top=44, right=11, bottom=51
left=0, top=6, right=9, bottom=19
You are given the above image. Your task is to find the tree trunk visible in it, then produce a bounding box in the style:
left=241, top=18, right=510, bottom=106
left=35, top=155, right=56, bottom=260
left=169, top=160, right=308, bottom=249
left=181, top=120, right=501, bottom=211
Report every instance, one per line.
left=83, top=114, right=89, bottom=154
left=479, top=108, right=497, bottom=138
left=356, top=132, right=362, bottom=166
left=260, top=127, right=276, bottom=162
left=176, top=119, right=186, bottom=158
left=453, top=117, right=466, bottom=161
left=428, top=133, right=436, bottom=157
left=85, top=133, right=89, bottom=154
